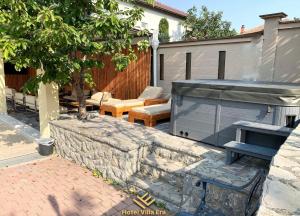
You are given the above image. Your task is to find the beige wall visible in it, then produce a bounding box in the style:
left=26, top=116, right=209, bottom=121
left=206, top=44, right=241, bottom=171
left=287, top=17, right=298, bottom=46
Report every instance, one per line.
left=157, top=22, right=300, bottom=95
left=119, top=1, right=185, bottom=41
left=157, top=37, right=263, bottom=94
left=274, top=27, right=300, bottom=82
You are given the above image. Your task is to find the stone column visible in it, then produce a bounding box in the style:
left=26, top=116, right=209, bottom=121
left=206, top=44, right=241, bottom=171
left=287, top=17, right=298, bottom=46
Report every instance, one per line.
left=0, top=54, right=7, bottom=114
left=259, top=12, right=287, bottom=81
left=37, top=69, right=60, bottom=138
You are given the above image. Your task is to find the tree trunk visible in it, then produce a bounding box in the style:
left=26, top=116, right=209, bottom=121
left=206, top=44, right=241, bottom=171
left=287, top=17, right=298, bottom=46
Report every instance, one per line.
left=73, top=68, right=87, bottom=120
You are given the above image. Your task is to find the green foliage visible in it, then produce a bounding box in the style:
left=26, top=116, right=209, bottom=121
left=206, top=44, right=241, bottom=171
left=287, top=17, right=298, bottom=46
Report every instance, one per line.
left=0, top=0, right=152, bottom=97
left=155, top=201, right=166, bottom=209
left=183, top=6, right=237, bottom=40
left=158, top=18, right=170, bottom=42
left=92, top=169, right=103, bottom=178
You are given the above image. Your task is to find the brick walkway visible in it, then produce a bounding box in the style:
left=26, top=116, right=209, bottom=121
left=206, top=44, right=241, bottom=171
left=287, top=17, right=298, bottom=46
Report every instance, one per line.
left=0, top=157, right=139, bottom=216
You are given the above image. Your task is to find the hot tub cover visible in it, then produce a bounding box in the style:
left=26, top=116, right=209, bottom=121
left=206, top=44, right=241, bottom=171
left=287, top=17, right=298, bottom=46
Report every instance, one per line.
left=172, top=80, right=300, bottom=106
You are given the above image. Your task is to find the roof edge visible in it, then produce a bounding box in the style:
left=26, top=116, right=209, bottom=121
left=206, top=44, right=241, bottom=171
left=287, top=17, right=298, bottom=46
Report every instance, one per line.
left=159, top=31, right=263, bottom=46
left=260, top=12, right=287, bottom=19
left=135, top=0, right=187, bottom=19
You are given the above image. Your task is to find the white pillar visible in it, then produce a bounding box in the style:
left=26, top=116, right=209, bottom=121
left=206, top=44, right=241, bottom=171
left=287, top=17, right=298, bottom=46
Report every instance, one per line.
left=151, top=30, right=160, bottom=87
left=0, top=54, right=7, bottom=114
left=37, top=69, right=60, bottom=138
left=259, top=12, right=287, bottom=81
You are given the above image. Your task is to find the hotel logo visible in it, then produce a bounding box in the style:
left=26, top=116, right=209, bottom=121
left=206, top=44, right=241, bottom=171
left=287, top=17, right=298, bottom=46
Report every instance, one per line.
left=133, top=192, right=155, bottom=209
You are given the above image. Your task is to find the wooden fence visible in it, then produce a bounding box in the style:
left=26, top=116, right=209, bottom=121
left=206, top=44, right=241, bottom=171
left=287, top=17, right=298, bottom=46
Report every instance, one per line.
left=4, top=47, right=151, bottom=99
left=4, top=68, right=36, bottom=91
left=91, top=47, right=151, bottom=99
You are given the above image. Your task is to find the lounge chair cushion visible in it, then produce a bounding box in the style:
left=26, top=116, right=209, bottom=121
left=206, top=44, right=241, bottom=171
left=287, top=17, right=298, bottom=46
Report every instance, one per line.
left=86, top=92, right=112, bottom=106
left=131, top=103, right=171, bottom=115
left=14, top=92, right=24, bottom=105
left=63, top=89, right=91, bottom=101
left=25, top=95, right=38, bottom=110
left=103, top=99, right=144, bottom=108
left=138, top=86, right=163, bottom=100
left=5, top=87, right=15, bottom=99
left=92, top=92, right=111, bottom=101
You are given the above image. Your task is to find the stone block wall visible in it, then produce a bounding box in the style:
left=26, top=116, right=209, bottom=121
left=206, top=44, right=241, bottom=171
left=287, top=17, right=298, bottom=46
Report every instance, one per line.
left=50, top=119, right=151, bottom=182
left=257, top=125, right=300, bottom=215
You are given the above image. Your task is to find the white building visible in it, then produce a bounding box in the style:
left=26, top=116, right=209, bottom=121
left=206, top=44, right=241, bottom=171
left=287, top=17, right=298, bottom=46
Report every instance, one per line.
left=156, top=12, right=300, bottom=96
left=118, top=0, right=187, bottom=42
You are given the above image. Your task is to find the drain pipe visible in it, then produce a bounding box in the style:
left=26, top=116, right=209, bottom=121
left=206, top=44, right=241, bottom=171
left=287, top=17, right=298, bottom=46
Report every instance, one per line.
left=151, top=30, right=159, bottom=87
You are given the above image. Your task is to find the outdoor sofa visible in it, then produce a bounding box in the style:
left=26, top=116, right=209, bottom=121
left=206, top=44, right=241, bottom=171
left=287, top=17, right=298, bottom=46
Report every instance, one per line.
left=100, top=86, right=164, bottom=117
left=128, top=99, right=171, bottom=127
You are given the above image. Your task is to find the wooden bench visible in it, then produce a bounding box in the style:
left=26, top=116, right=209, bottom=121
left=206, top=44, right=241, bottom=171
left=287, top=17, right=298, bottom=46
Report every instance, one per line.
left=224, top=121, right=293, bottom=164
left=224, top=141, right=277, bottom=164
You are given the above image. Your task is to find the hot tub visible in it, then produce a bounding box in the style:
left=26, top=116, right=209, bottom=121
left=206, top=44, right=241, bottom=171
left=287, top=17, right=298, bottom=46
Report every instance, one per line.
left=170, top=80, right=300, bottom=147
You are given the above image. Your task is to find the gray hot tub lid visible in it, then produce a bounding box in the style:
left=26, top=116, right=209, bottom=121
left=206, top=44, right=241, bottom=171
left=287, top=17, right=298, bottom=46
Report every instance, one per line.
left=172, top=80, right=300, bottom=106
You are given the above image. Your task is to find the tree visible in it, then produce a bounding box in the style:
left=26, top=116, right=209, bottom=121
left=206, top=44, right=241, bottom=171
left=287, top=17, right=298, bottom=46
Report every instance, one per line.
left=183, top=6, right=237, bottom=40
left=0, top=0, right=153, bottom=119
left=158, top=18, right=170, bottom=42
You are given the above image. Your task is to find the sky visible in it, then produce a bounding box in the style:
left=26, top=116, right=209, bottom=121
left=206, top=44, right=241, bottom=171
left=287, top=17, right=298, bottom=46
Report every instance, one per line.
left=159, top=0, right=300, bottom=31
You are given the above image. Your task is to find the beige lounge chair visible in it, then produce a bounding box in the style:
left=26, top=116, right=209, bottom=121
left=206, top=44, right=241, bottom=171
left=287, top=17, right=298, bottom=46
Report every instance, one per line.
left=5, top=87, right=15, bottom=101
left=128, top=99, right=171, bottom=127
left=63, top=88, right=91, bottom=101
left=14, top=92, right=25, bottom=108
left=86, top=92, right=112, bottom=107
left=100, top=86, right=163, bottom=117
left=25, top=94, right=68, bottom=114
left=25, top=95, right=39, bottom=111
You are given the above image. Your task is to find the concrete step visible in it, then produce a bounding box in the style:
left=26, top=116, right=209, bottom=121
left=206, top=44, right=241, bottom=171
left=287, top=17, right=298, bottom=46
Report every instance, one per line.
left=140, top=154, right=186, bottom=187
left=129, top=174, right=183, bottom=210
left=0, top=152, right=49, bottom=168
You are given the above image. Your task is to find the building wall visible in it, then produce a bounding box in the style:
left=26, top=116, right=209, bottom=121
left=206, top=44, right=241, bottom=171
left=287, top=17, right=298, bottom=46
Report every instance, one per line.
left=157, top=37, right=263, bottom=95
left=157, top=22, right=300, bottom=95
left=274, top=26, right=300, bottom=82
left=119, top=1, right=185, bottom=41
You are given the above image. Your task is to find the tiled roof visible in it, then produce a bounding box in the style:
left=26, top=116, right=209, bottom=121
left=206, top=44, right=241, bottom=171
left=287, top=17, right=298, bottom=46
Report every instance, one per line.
left=136, top=0, right=187, bottom=19
left=241, top=19, right=300, bottom=35
left=241, top=25, right=264, bottom=35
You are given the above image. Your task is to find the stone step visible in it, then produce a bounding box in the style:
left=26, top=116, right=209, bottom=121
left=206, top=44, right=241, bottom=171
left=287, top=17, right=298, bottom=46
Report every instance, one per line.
left=129, top=174, right=183, bottom=209
left=149, top=145, right=200, bottom=165
left=140, top=154, right=186, bottom=187
left=151, top=133, right=223, bottom=163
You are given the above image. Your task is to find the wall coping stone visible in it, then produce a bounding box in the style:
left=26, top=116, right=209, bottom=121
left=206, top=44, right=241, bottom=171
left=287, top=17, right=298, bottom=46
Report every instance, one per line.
left=257, top=125, right=300, bottom=215
left=50, top=116, right=155, bottom=152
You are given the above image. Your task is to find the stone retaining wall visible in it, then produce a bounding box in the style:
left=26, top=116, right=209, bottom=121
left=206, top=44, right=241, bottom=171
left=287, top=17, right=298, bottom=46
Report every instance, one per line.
left=257, top=125, right=300, bottom=215
left=50, top=118, right=152, bottom=182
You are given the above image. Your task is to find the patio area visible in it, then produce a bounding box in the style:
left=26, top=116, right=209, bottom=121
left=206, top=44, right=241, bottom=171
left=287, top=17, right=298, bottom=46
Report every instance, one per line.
left=0, top=157, right=143, bottom=216
left=50, top=115, right=269, bottom=215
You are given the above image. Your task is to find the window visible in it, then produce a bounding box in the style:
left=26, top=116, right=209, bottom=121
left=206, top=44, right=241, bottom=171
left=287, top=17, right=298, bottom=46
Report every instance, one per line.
left=160, top=54, right=164, bottom=80
left=218, top=51, right=226, bottom=80
left=186, top=53, right=192, bottom=80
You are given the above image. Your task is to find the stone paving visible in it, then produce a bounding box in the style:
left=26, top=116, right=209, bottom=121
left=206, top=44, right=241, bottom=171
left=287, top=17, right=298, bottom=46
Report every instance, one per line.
left=0, top=157, right=150, bottom=216
left=0, top=123, right=38, bottom=161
